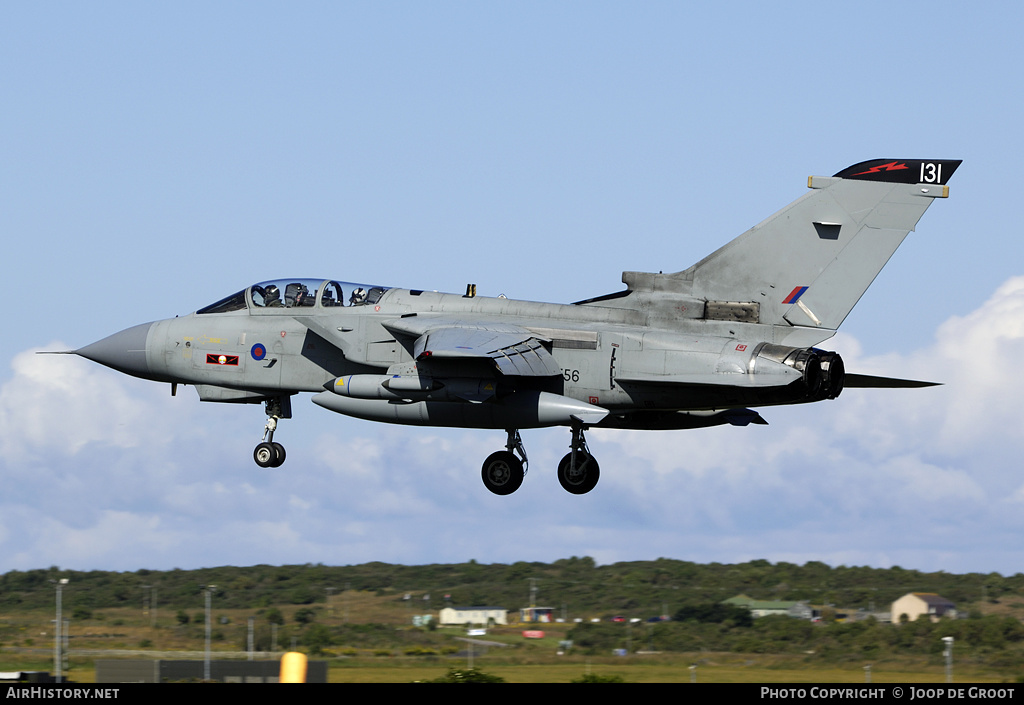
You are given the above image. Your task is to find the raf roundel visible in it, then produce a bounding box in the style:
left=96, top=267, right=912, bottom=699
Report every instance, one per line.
left=251, top=343, right=267, bottom=361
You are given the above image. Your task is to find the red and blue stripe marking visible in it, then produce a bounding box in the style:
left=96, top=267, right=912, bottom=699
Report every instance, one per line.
left=783, top=286, right=809, bottom=304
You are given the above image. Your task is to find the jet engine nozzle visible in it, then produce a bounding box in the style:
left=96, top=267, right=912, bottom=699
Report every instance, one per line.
left=751, top=344, right=844, bottom=401
left=816, top=350, right=845, bottom=400
left=784, top=348, right=844, bottom=401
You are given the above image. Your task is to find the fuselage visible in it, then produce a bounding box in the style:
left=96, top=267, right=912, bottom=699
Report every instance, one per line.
left=79, top=277, right=837, bottom=431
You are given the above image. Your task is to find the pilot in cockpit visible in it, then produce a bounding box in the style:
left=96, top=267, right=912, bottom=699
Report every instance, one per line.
left=264, top=285, right=283, bottom=307
left=349, top=287, right=367, bottom=305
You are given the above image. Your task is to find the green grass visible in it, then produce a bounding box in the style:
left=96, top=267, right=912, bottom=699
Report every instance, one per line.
left=1, top=650, right=1013, bottom=684
left=322, top=654, right=1011, bottom=683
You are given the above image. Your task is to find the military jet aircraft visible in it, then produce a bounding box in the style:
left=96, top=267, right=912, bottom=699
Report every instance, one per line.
left=66, top=158, right=960, bottom=495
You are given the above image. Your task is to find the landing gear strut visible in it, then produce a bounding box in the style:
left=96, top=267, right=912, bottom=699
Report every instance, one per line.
left=479, top=424, right=601, bottom=495
left=557, top=422, right=600, bottom=494
left=254, top=397, right=289, bottom=468
left=481, top=429, right=527, bottom=495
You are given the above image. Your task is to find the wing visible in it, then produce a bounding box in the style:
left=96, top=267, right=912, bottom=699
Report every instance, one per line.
left=382, top=317, right=561, bottom=377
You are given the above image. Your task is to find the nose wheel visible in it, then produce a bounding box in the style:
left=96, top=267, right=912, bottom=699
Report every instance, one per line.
left=254, top=440, right=286, bottom=468
left=254, top=397, right=290, bottom=468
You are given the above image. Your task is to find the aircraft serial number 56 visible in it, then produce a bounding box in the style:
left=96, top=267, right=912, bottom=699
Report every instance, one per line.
left=561, top=369, right=580, bottom=382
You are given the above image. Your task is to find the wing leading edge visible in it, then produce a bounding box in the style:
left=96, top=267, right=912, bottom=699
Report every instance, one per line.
left=383, top=317, right=561, bottom=377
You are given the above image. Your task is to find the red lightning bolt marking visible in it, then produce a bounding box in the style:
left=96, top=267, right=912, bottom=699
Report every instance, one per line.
left=852, top=161, right=909, bottom=176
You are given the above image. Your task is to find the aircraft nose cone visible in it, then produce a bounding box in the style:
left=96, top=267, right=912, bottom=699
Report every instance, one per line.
left=76, top=322, right=154, bottom=378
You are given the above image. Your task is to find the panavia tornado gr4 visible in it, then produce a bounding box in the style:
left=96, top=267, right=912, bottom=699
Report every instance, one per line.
left=66, top=159, right=960, bottom=495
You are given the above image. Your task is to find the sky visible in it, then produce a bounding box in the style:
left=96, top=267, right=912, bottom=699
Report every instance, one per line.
left=2, top=2, right=1024, bottom=577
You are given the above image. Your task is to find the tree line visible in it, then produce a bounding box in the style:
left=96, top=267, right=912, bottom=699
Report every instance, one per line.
left=1, top=557, right=1020, bottom=620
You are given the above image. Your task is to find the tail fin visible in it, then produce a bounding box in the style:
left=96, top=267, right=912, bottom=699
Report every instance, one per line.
left=623, top=159, right=960, bottom=336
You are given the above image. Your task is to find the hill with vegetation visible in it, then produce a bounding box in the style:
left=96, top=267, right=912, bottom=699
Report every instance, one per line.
left=3, top=557, right=1023, bottom=616
left=2, top=558, right=1022, bottom=676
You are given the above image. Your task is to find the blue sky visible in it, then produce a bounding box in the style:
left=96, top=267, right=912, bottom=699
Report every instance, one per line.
left=3, top=2, right=1024, bottom=576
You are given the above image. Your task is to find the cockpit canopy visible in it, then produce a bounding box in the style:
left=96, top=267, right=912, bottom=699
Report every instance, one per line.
left=197, top=279, right=390, bottom=314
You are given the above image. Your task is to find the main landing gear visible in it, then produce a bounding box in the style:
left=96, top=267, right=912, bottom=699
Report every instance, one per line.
left=254, top=397, right=289, bottom=468
left=480, top=423, right=599, bottom=495
left=481, top=430, right=528, bottom=495
left=557, top=423, right=600, bottom=495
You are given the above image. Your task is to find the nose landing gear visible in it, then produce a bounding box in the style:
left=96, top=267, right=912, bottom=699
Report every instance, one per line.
left=254, top=396, right=291, bottom=468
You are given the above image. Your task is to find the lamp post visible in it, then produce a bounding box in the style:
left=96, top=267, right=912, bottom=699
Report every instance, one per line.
left=325, top=587, right=336, bottom=617
left=942, top=636, right=954, bottom=683
left=247, top=616, right=255, bottom=661
left=141, top=584, right=157, bottom=628
left=51, top=579, right=68, bottom=683
left=200, top=585, right=216, bottom=681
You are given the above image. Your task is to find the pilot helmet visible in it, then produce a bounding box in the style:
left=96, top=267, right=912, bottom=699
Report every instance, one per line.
left=350, top=287, right=367, bottom=304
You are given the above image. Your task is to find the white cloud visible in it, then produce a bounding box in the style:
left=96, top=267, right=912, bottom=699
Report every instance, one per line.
left=0, top=346, right=168, bottom=460
left=835, top=277, right=1024, bottom=458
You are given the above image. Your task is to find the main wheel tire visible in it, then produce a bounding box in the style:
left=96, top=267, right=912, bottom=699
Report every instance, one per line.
left=254, top=442, right=276, bottom=468
left=557, top=452, right=600, bottom=494
left=481, top=451, right=524, bottom=495
left=271, top=442, right=286, bottom=467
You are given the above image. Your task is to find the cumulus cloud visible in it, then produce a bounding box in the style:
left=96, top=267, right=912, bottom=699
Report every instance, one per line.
left=0, top=346, right=167, bottom=460
left=3, top=278, right=1024, bottom=573
left=590, top=277, right=1024, bottom=570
